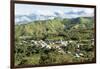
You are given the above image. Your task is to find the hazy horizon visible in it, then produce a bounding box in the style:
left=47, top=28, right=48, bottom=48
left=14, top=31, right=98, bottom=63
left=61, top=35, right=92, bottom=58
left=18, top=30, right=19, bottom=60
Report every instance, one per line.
left=15, top=4, right=94, bottom=17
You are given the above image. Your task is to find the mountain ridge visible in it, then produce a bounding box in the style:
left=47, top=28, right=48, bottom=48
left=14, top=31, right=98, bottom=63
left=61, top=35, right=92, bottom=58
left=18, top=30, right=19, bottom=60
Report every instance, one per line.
left=15, top=10, right=93, bottom=24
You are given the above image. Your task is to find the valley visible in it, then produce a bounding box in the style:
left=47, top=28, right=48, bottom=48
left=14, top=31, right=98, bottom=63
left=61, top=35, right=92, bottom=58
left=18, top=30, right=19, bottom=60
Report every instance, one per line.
left=14, top=17, right=95, bottom=66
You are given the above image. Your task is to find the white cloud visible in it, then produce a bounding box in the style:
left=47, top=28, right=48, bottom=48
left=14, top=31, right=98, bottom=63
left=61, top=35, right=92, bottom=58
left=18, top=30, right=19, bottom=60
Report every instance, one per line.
left=15, top=4, right=94, bottom=18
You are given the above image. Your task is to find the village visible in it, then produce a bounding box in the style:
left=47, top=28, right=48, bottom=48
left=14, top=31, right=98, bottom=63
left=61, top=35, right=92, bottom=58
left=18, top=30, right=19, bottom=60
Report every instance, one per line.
left=18, top=35, right=94, bottom=58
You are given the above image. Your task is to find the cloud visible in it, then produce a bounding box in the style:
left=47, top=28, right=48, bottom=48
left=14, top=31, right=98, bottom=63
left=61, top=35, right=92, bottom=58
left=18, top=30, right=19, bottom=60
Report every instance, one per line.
left=15, top=4, right=94, bottom=18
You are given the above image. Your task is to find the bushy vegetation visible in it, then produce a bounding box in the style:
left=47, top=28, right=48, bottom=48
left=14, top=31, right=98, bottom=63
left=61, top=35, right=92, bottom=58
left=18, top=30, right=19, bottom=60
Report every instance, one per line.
left=14, top=17, right=95, bottom=66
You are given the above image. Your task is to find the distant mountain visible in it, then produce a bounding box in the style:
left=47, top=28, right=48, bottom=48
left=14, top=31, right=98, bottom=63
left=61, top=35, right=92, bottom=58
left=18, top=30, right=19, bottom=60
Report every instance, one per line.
left=15, top=14, right=55, bottom=24
left=15, top=10, right=93, bottom=24
left=15, top=15, right=35, bottom=24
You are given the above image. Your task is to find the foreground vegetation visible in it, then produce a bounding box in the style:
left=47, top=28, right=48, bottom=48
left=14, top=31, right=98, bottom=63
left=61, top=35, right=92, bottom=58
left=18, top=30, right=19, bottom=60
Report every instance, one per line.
left=15, top=17, right=95, bottom=66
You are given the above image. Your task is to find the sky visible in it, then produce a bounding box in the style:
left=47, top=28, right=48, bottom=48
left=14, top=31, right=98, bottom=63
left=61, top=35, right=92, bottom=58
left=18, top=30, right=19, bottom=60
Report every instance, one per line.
left=15, top=4, right=94, bottom=17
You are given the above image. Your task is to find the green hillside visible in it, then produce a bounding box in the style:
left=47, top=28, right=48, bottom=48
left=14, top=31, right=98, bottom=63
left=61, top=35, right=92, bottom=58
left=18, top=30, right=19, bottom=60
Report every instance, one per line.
left=15, top=17, right=95, bottom=66
left=15, top=17, right=94, bottom=40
